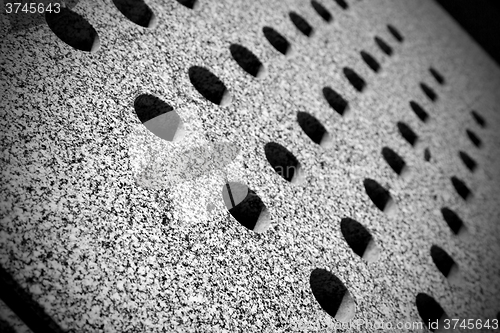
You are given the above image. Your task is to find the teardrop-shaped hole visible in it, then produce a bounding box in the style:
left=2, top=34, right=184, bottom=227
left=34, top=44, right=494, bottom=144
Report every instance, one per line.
left=363, top=178, right=396, bottom=214
left=409, top=101, right=429, bottom=122
left=424, top=148, right=431, bottom=162
left=263, top=27, right=290, bottom=55
left=420, top=82, right=438, bottom=102
left=311, top=0, right=332, bottom=22
left=229, top=44, right=265, bottom=78
left=289, top=12, right=313, bottom=37
left=340, top=218, right=379, bottom=262
left=343, top=67, right=366, bottom=92
left=310, top=268, right=356, bottom=322
left=471, top=111, right=486, bottom=128
left=188, top=66, right=231, bottom=106
left=322, top=87, right=349, bottom=116
left=387, top=24, right=403, bottom=42
left=466, top=129, right=482, bottom=148
left=297, top=112, right=332, bottom=147
left=374, top=36, right=393, bottom=56
left=440, top=207, right=465, bottom=235
left=360, top=51, right=380, bottom=73
left=333, top=0, right=349, bottom=10
left=429, top=67, right=445, bottom=85
left=45, top=7, right=99, bottom=52
left=381, top=147, right=408, bottom=177
left=416, top=293, right=448, bottom=332
left=430, top=245, right=459, bottom=280
left=112, top=0, right=156, bottom=28
left=397, top=122, right=418, bottom=146
left=176, top=0, right=198, bottom=9
left=451, top=176, right=471, bottom=201
left=458, top=151, right=477, bottom=172
left=264, top=142, right=304, bottom=184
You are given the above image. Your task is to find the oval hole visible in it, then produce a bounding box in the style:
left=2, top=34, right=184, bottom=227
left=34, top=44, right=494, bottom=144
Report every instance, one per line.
left=45, top=7, right=99, bottom=52
left=263, top=27, right=290, bottom=55
left=175, top=0, right=198, bottom=9
left=381, top=147, right=408, bottom=177
left=387, top=24, right=403, bottom=42
left=322, top=87, right=349, bottom=116
left=360, top=51, right=380, bottom=73
left=416, top=293, right=448, bottom=332
left=363, top=178, right=396, bottom=214
left=409, top=101, right=429, bottom=122
left=374, top=36, right=393, bottom=56
left=134, top=94, right=185, bottom=142
left=343, top=67, right=366, bottom=92
left=424, top=148, right=431, bottom=162
left=333, top=0, right=349, bottom=10
left=451, top=176, right=471, bottom=201
left=440, top=207, right=465, bottom=235
left=112, top=0, right=156, bottom=28
left=289, top=12, right=313, bottom=37
left=471, top=110, right=486, bottom=128
left=311, top=0, right=332, bottom=22
left=188, top=66, right=231, bottom=106
left=458, top=151, right=477, bottom=172
left=222, top=183, right=270, bottom=233
left=229, top=44, right=265, bottom=78
left=430, top=245, right=459, bottom=280
left=429, top=67, right=445, bottom=85
left=397, top=122, right=418, bottom=146
left=310, top=268, right=355, bottom=322
left=466, top=129, right=482, bottom=148
left=297, top=112, right=332, bottom=147
left=420, top=82, right=438, bottom=102
left=264, top=142, right=304, bottom=184
left=340, top=218, right=379, bottom=262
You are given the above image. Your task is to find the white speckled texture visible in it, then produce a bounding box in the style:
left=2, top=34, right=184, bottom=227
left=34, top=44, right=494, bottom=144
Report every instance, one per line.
left=1, top=0, right=500, bottom=332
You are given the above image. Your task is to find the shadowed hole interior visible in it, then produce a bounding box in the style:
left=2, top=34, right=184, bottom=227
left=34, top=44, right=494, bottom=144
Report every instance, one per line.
left=311, top=0, right=332, bottom=22
left=459, top=151, right=477, bottom=172
left=175, top=0, right=197, bottom=9
left=340, top=218, right=378, bottom=262
left=420, top=82, right=438, bottom=102
left=466, top=129, right=482, bottom=148
left=310, top=268, right=355, bottom=322
left=188, top=66, right=230, bottom=106
left=429, top=67, right=445, bottom=85
left=360, top=50, right=380, bottom=72
left=333, top=0, right=349, bottom=10
left=381, top=147, right=407, bottom=176
left=297, top=112, right=331, bottom=146
left=430, top=245, right=457, bottom=278
left=471, top=110, right=486, bottom=128
left=374, top=36, right=393, bottom=56
left=440, top=207, right=464, bottom=235
left=323, top=87, right=348, bottom=116
left=424, top=148, right=431, bottom=162
left=112, top=0, right=155, bottom=28
left=343, top=67, right=366, bottom=92
left=451, top=176, right=471, bottom=200
left=289, top=12, right=313, bottom=37
left=387, top=24, right=403, bottom=42
left=45, top=7, right=99, bottom=52
left=363, top=178, right=393, bottom=212
left=263, top=27, right=290, bottom=55
left=409, top=101, right=429, bottom=122
left=229, top=44, right=264, bottom=77
left=264, top=142, right=302, bottom=183
left=416, top=293, right=447, bottom=332
left=397, top=122, right=418, bottom=146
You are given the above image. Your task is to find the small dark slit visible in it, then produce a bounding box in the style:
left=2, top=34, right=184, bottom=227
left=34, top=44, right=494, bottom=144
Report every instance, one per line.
left=363, top=178, right=393, bottom=212
left=466, top=129, right=482, bottom=148
left=381, top=147, right=406, bottom=175
left=409, top=101, right=429, bottom=122
left=424, top=148, right=431, bottom=162
left=322, top=87, right=348, bottom=116
left=451, top=176, right=471, bottom=200
left=420, top=83, right=438, bottom=102
left=360, top=51, right=380, bottom=72
left=333, top=0, right=349, bottom=10
left=471, top=110, right=486, bottom=128
left=176, top=0, right=197, bottom=9
left=458, top=151, right=477, bottom=172
left=374, top=36, right=393, bottom=56
left=311, top=0, right=332, bottom=22
left=289, top=12, right=313, bottom=37
left=264, top=142, right=301, bottom=182
left=397, top=122, right=418, bottom=146
left=343, top=67, right=366, bottom=92
left=429, top=67, right=445, bottom=85
left=416, top=293, right=446, bottom=331
left=387, top=24, right=403, bottom=42
left=340, top=218, right=373, bottom=258
left=440, top=207, right=464, bottom=235
left=229, top=44, right=263, bottom=77
left=297, top=112, right=328, bottom=145
left=188, top=66, right=228, bottom=105
left=263, top=27, right=290, bottom=55
left=112, top=0, right=154, bottom=28
left=430, top=245, right=456, bottom=278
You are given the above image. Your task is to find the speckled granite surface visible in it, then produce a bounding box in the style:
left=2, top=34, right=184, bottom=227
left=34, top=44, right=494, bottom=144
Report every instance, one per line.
left=1, top=0, right=500, bottom=332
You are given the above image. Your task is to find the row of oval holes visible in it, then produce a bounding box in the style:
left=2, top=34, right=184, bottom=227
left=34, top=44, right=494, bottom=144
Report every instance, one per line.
left=44, top=0, right=491, bottom=328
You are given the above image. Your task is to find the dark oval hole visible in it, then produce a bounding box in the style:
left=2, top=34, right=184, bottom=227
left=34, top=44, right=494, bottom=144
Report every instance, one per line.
left=458, top=151, right=477, bottom=172
left=374, top=36, right=393, bottom=56
left=309, top=268, right=355, bottom=322
left=311, top=0, right=332, bottom=22
left=340, top=218, right=379, bottom=262
left=264, top=142, right=303, bottom=183
left=360, top=51, right=380, bottom=73
left=188, top=66, right=230, bottom=106
left=471, top=110, right=486, bottom=128
left=387, top=24, right=403, bottom=42
left=466, top=129, right=482, bottom=148
left=451, top=176, right=471, bottom=201
left=409, top=101, right=429, bottom=122
left=343, top=67, right=366, bottom=92
left=229, top=44, right=264, bottom=78
left=333, top=0, right=349, bottom=10
left=176, top=0, right=197, bottom=9
left=363, top=178, right=395, bottom=214
left=381, top=147, right=407, bottom=176
left=420, top=82, right=438, bottom=102
left=112, top=0, right=156, bottom=28
left=397, top=122, right=418, bottom=146
left=222, top=183, right=270, bottom=233
left=440, top=207, right=465, bottom=235
left=45, top=7, right=99, bottom=52
left=289, top=12, right=313, bottom=37
left=416, top=293, right=447, bottom=332
left=323, top=87, right=349, bottom=116
left=263, top=27, right=290, bottom=55
left=424, top=148, right=431, bottom=162
left=429, top=67, right=445, bottom=85
left=297, top=112, right=331, bottom=147
left=430, top=245, right=458, bottom=279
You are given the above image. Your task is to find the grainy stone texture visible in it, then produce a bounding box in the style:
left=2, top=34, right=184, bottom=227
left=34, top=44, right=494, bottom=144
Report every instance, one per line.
left=1, top=0, right=500, bottom=332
